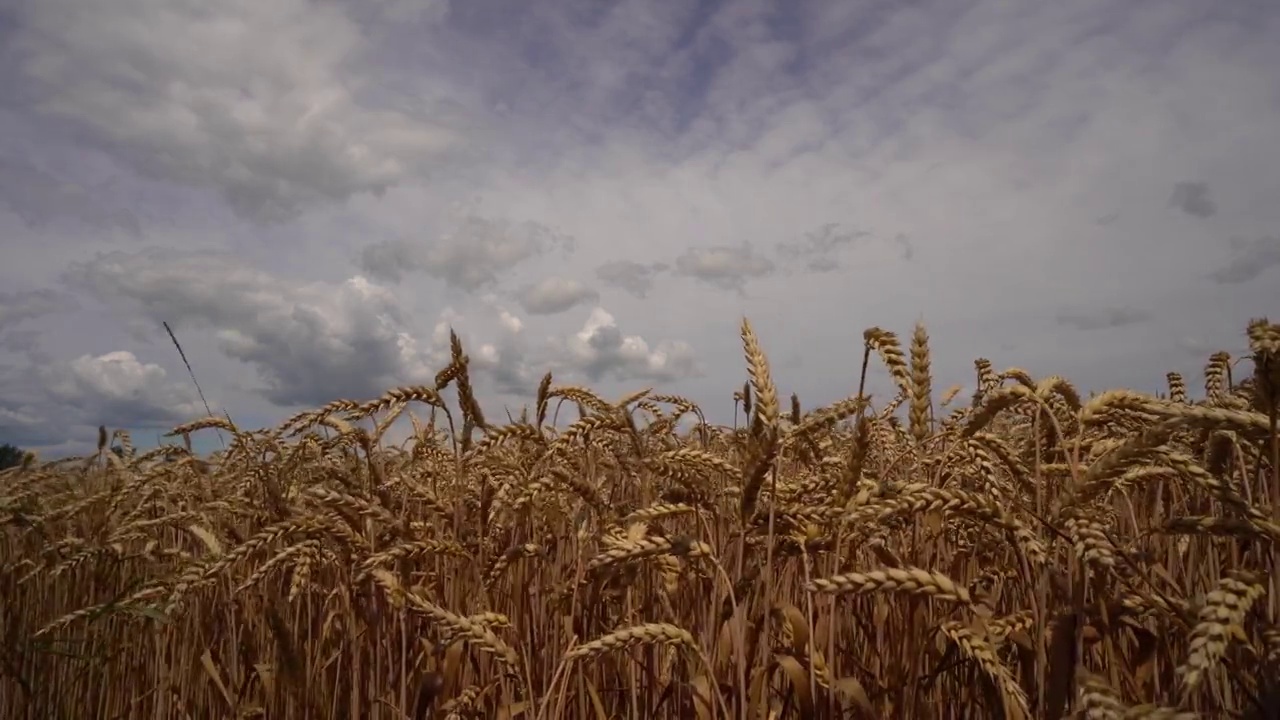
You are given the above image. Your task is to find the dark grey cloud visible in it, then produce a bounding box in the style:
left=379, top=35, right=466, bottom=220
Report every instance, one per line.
left=776, top=223, right=869, bottom=272
left=476, top=345, right=536, bottom=396
left=59, top=247, right=700, bottom=421
left=1209, top=236, right=1280, bottom=285
left=1055, top=306, right=1152, bottom=331
left=437, top=1, right=718, bottom=149
left=0, top=349, right=202, bottom=452
left=360, top=216, right=574, bottom=291
left=358, top=240, right=420, bottom=285
left=0, top=154, right=141, bottom=235
left=517, top=277, right=599, bottom=315
left=0, top=289, right=78, bottom=334
left=1169, top=181, right=1217, bottom=219
left=66, top=249, right=434, bottom=407
left=0, top=329, right=41, bottom=354
left=596, top=260, right=668, bottom=298
left=4, top=0, right=464, bottom=224
left=893, top=233, right=915, bottom=262
left=673, top=243, right=775, bottom=292
left=804, top=256, right=840, bottom=273
left=775, top=225, right=913, bottom=271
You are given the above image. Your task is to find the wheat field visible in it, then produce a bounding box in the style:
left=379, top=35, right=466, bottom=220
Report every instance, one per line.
left=2, top=317, right=1278, bottom=719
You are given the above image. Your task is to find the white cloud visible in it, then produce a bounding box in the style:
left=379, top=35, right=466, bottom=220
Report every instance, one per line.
left=498, top=310, right=524, bottom=334
left=46, top=351, right=202, bottom=413
left=0, top=350, right=202, bottom=453
left=420, top=304, right=534, bottom=395
left=417, top=301, right=700, bottom=396
left=557, top=307, right=700, bottom=383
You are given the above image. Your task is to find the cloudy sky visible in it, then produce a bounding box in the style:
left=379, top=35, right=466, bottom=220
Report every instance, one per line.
left=2, top=0, right=1278, bottom=456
